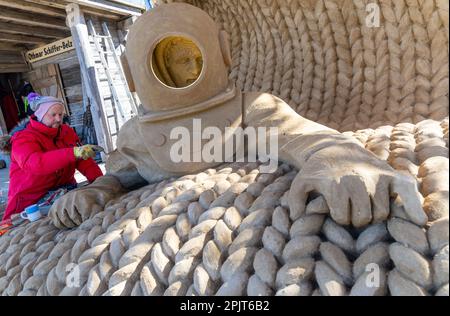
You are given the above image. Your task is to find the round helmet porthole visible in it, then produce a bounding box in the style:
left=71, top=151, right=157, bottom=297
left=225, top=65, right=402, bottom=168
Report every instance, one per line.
left=151, top=36, right=204, bottom=89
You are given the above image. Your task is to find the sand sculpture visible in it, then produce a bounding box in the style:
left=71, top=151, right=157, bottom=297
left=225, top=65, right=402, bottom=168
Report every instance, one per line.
left=0, top=1, right=448, bottom=296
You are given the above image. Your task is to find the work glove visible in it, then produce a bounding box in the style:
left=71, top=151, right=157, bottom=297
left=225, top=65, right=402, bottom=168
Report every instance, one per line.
left=73, top=144, right=104, bottom=160
left=284, top=132, right=427, bottom=228
left=49, top=175, right=125, bottom=229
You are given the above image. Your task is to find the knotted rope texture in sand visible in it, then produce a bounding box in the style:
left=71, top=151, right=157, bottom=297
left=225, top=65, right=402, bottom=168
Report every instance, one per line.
left=156, top=0, right=449, bottom=132
left=0, top=120, right=448, bottom=296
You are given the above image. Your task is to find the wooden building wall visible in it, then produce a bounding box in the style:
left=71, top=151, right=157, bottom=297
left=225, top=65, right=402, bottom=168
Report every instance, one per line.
left=19, top=14, right=131, bottom=147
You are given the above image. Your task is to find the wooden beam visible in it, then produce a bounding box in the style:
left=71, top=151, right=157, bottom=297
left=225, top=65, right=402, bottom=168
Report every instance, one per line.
left=0, top=0, right=66, bottom=18
left=24, top=0, right=64, bottom=9
left=68, top=0, right=142, bottom=16
left=0, top=63, right=30, bottom=73
left=110, top=0, right=146, bottom=10
left=0, top=42, right=29, bottom=52
left=0, top=32, right=49, bottom=45
left=0, top=22, right=70, bottom=39
left=0, top=52, right=26, bottom=64
left=0, top=7, right=69, bottom=30
left=25, top=0, right=124, bottom=20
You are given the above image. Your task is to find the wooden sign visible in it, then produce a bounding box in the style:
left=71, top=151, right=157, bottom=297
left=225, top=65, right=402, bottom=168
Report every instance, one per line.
left=26, top=37, right=75, bottom=63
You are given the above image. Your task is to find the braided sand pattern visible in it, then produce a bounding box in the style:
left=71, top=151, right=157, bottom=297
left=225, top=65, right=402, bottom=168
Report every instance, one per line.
left=0, top=120, right=447, bottom=296
left=156, top=0, right=449, bottom=132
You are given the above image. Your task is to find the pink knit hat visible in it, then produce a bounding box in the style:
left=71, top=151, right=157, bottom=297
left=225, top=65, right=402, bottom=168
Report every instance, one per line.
left=28, top=93, right=64, bottom=122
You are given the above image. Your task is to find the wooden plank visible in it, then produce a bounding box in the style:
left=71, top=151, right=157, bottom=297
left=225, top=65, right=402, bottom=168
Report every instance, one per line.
left=0, top=0, right=66, bottom=18
left=0, top=7, right=69, bottom=30
left=60, top=70, right=82, bottom=87
left=64, top=83, right=82, bottom=97
left=0, top=52, right=25, bottom=64
left=54, top=64, right=69, bottom=113
left=25, top=0, right=123, bottom=20
left=31, top=76, right=57, bottom=90
left=66, top=0, right=142, bottom=16
left=107, top=0, right=145, bottom=10
left=24, top=0, right=65, bottom=9
left=66, top=2, right=111, bottom=159
left=48, top=64, right=57, bottom=76
left=36, top=67, right=42, bottom=80
left=66, top=94, right=83, bottom=104
left=0, top=22, right=70, bottom=39
left=58, top=54, right=79, bottom=69
left=0, top=32, right=49, bottom=45
left=0, top=42, right=29, bottom=52
left=0, top=63, right=30, bottom=73
left=0, top=107, right=7, bottom=135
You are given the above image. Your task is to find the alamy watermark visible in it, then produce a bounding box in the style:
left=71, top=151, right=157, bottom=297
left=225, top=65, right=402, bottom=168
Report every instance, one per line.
left=366, top=3, right=380, bottom=28
left=169, top=119, right=279, bottom=174
left=65, top=263, right=80, bottom=289
left=365, top=263, right=381, bottom=288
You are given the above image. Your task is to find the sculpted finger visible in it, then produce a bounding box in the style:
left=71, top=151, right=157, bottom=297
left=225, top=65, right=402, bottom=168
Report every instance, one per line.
left=75, top=193, right=94, bottom=223
left=69, top=192, right=92, bottom=222
left=288, top=175, right=314, bottom=221
left=341, top=175, right=372, bottom=228
left=70, top=205, right=83, bottom=226
left=49, top=204, right=65, bottom=229
left=50, top=195, right=72, bottom=229
left=324, top=181, right=351, bottom=226
left=58, top=207, right=78, bottom=228
left=391, top=175, right=427, bottom=226
left=371, top=175, right=390, bottom=223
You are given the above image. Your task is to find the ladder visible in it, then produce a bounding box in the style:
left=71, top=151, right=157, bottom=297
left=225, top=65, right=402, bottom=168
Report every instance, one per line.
left=86, top=19, right=137, bottom=148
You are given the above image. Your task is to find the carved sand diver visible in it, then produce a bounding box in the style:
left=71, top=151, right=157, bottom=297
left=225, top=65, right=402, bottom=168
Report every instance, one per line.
left=49, top=3, right=427, bottom=230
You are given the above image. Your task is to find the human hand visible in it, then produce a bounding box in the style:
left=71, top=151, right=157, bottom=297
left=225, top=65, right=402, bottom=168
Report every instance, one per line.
left=73, top=144, right=104, bottom=160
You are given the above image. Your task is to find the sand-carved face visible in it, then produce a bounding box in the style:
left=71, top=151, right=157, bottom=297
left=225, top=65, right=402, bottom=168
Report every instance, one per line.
left=152, top=36, right=203, bottom=88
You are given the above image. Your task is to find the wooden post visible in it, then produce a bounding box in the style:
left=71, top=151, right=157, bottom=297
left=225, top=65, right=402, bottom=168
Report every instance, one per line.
left=0, top=108, right=7, bottom=136
left=54, top=64, right=70, bottom=115
left=66, top=3, right=112, bottom=161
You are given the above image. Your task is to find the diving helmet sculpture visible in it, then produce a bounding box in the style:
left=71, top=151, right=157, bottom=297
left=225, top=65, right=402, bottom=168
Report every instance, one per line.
left=49, top=3, right=426, bottom=230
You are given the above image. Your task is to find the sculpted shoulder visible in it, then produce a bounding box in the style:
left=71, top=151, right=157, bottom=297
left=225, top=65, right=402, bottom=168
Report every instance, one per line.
left=116, top=116, right=142, bottom=152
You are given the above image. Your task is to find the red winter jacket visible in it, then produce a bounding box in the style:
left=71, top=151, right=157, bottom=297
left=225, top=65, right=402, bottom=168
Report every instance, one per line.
left=3, top=117, right=103, bottom=220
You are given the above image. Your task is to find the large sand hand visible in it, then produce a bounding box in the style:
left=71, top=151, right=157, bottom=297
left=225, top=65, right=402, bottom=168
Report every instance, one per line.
left=288, top=143, right=427, bottom=227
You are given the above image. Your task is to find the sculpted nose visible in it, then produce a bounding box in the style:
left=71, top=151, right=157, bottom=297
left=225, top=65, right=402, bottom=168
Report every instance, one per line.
left=188, top=60, right=200, bottom=75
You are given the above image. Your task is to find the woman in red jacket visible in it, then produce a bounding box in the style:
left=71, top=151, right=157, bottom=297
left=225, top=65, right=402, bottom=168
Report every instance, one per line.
left=2, top=93, right=103, bottom=220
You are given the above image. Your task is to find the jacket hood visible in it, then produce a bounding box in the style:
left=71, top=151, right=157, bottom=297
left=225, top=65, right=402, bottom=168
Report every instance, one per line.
left=0, top=117, right=30, bottom=154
